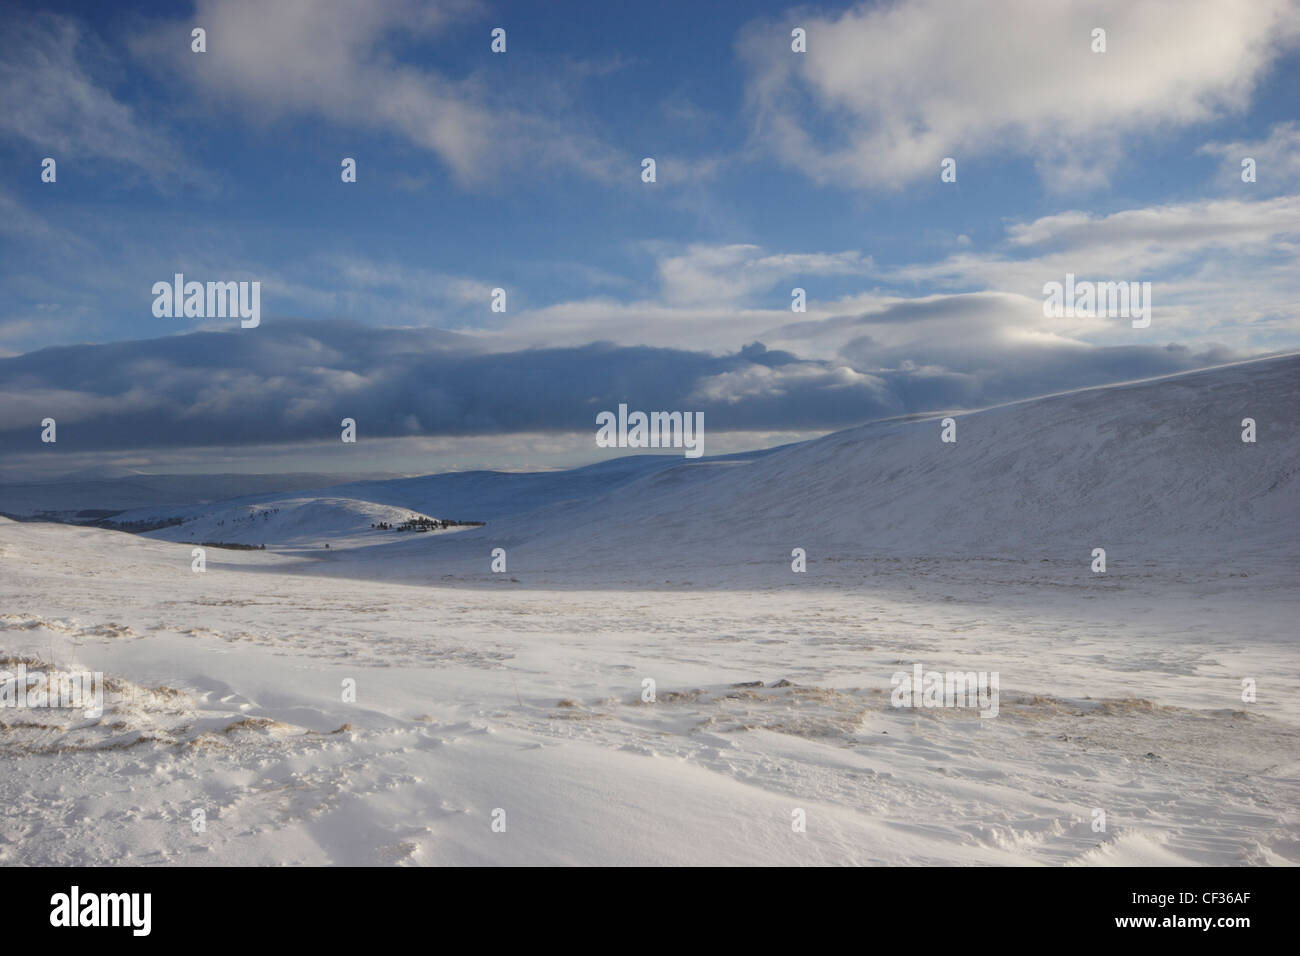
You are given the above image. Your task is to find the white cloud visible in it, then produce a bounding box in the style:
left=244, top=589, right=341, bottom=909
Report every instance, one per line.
left=1200, top=121, right=1300, bottom=192
left=1003, top=195, right=1300, bottom=252
left=479, top=188, right=1300, bottom=359
left=655, top=243, right=869, bottom=306
left=739, top=0, right=1300, bottom=191
left=0, top=15, right=193, bottom=186
left=131, top=0, right=625, bottom=186
left=689, top=361, right=887, bottom=405
left=889, top=196, right=1300, bottom=327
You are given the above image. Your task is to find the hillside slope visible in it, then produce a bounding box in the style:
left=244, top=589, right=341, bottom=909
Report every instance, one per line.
left=302, top=353, right=1299, bottom=587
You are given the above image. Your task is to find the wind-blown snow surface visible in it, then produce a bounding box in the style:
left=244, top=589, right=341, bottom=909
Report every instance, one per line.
left=1, top=356, right=1297, bottom=865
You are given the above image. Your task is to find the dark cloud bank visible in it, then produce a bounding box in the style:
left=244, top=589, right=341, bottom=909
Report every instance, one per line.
left=0, top=317, right=1247, bottom=454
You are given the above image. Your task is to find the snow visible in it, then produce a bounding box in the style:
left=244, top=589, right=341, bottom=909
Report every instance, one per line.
left=138, top=497, right=460, bottom=549
left=1, top=354, right=1297, bottom=865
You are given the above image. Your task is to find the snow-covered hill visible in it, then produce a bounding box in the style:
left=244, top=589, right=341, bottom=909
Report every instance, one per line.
left=140, top=497, right=458, bottom=548
left=19, top=353, right=1297, bottom=583
left=534, top=351, right=1299, bottom=567
left=266, top=352, right=1300, bottom=588
left=97, top=450, right=777, bottom=549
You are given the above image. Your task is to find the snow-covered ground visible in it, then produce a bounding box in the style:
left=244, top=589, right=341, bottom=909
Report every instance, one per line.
left=1, top=355, right=1297, bottom=865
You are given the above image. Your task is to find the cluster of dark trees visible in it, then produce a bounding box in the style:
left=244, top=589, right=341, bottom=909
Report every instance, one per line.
left=197, top=541, right=266, bottom=551
left=371, top=517, right=486, bottom=532
left=216, top=508, right=280, bottom=528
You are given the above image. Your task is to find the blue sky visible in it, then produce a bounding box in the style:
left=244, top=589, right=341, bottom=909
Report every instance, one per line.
left=1, top=0, right=1298, bottom=476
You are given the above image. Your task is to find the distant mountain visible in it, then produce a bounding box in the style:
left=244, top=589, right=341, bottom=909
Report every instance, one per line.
left=0, top=472, right=397, bottom=515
